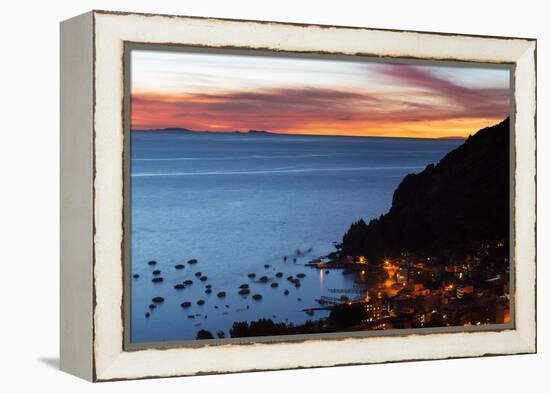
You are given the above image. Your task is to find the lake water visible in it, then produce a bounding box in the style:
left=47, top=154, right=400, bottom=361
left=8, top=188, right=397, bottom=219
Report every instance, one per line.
left=130, top=131, right=461, bottom=343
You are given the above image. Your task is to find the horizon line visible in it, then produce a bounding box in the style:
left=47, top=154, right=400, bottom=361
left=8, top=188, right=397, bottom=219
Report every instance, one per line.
left=130, top=127, right=468, bottom=140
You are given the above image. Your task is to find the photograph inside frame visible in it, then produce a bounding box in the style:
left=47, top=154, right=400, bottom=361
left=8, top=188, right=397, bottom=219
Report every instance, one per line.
left=125, top=46, right=513, bottom=345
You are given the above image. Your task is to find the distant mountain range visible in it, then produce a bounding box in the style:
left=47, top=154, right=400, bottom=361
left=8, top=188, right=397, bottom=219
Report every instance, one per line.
left=136, top=127, right=194, bottom=132
left=132, top=127, right=466, bottom=140
left=341, top=117, right=510, bottom=261
left=132, top=127, right=274, bottom=135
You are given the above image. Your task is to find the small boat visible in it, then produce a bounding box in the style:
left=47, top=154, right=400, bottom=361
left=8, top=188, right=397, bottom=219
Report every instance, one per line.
left=152, top=270, right=161, bottom=275
left=174, top=284, right=185, bottom=290
left=217, top=291, right=226, bottom=298
left=180, top=301, right=192, bottom=308
left=147, top=260, right=157, bottom=266
left=152, top=277, right=164, bottom=283
left=152, top=297, right=164, bottom=303
left=252, top=294, right=262, bottom=300
left=174, top=264, right=185, bottom=270
left=187, top=259, right=198, bottom=265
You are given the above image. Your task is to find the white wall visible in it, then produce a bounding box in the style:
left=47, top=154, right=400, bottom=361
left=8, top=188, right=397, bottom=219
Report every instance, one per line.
left=0, top=0, right=546, bottom=391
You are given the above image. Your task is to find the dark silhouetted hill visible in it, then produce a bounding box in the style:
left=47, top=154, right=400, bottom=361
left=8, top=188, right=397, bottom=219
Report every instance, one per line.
left=341, top=118, right=510, bottom=261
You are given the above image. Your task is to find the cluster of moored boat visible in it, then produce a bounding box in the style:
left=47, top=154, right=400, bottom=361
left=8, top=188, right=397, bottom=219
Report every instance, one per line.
left=135, top=256, right=309, bottom=320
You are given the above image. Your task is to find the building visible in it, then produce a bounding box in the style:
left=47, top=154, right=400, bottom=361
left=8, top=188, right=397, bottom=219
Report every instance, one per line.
left=397, top=265, right=408, bottom=284
left=362, top=296, right=390, bottom=322
left=456, top=285, right=474, bottom=299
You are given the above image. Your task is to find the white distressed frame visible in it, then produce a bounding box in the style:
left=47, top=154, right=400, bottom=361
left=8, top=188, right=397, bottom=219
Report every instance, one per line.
left=61, top=10, right=536, bottom=381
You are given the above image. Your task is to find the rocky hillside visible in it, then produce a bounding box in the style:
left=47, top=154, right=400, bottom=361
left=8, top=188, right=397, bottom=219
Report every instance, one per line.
left=341, top=118, right=510, bottom=261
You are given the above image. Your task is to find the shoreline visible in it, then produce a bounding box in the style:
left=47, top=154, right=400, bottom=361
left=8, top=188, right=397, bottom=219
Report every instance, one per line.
left=132, top=236, right=510, bottom=342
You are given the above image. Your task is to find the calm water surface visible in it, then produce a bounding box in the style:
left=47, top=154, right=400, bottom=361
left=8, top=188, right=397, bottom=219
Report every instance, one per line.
left=130, top=131, right=461, bottom=342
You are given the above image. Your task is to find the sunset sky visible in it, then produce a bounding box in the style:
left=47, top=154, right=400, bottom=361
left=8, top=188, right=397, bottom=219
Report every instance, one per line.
left=130, top=49, right=511, bottom=138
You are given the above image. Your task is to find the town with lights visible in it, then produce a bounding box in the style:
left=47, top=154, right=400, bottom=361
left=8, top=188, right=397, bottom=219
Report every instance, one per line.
left=304, top=240, right=510, bottom=332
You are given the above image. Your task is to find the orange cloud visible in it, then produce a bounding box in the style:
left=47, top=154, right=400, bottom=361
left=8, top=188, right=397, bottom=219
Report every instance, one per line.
left=131, top=68, right=510, bottom=138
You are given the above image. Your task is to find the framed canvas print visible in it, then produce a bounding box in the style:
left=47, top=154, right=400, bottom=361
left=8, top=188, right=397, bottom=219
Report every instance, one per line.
left=60, top=10, right=537, bottom=381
